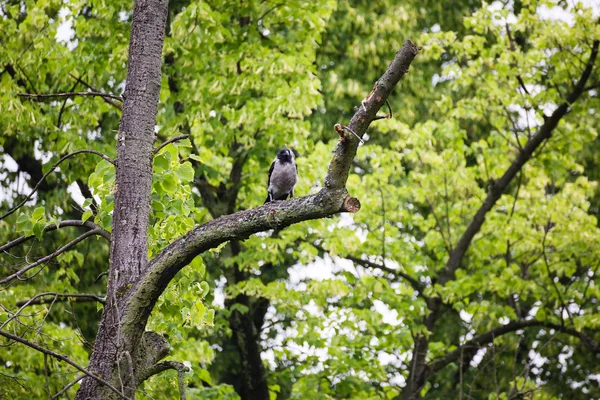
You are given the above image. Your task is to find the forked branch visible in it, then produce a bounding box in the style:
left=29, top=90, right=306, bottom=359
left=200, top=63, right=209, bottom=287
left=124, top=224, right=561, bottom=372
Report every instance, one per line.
left=0, top=330, right=128, bottom=400
left=118, top=41, right=420, bottom=348
left=0, top=229, right=103, bottom=285
left=0, top=150, right=114, bottom=221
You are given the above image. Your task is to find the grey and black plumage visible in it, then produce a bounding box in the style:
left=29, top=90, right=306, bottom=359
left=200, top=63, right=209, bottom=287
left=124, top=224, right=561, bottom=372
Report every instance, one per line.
left=265, top=148, right=298, bottom=203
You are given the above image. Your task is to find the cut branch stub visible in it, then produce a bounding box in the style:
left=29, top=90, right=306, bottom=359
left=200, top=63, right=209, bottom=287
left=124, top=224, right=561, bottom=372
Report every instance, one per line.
left=342, top=196, right=361, bottom=213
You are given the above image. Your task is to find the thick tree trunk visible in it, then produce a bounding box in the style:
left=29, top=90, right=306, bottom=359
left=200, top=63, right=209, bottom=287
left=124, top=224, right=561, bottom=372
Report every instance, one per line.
left=76, top=0, right=169, bottom=398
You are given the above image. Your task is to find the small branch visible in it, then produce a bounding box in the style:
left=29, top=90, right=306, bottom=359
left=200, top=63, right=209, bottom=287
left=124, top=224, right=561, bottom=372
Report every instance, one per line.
left=0, top=330, right=128, bottom=400
left=137, top=360, right=189, bottom=385
left=69, top=73, right=123, bottom=110
left=15, top=292, right=106, bottom=307
left=506, top=24, right=531, bottom=96
left=52, top=374, right=84, bottom=399
left=428, top=319, right=599, bottom=377
left=0, top=220, right=110, bottom=253
left=123, top=351, right=135, bottom=400
left=308, top=241, right=426, bottom=296
left=583, top=82, right=600, bottom=92
left=372, top=99, right=393, bottom=121
left=44, top=353, right=51, bottom=399
left=0, top=229, right=101, bottom=285
left=0, top=150, right=115, bottom=221
left=57, top=78, right=81, bottom=128
left=18, top=91, right=123, bottom=102
left=345, top=254, right=426, bottom=297
left=153, top=134, right=190, bottom=155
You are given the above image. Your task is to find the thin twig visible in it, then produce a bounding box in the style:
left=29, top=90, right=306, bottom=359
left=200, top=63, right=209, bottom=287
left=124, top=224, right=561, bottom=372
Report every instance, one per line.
left=372, top=99, right=393, bottom=121
left=0, top=230, right=101, bottom=286
left=57, top=79, right=81, bottom=128
left=0, top=330, right=128, bottom=399
left=505, top=24, right=531, bottom=96
left=44, top=353, right=51, bottom=399
left=0, top=220, right=110, bottom=253
left=69, top=73, right=123, bottom=111
left=51, top=374, right=84, bottom=399
left=0, top=150, right=114, bottom=221
left=15, top=293, right=106, bottom=307
left=124, top=351, right=135, bottom=400
left=153, top=134, right=190, bottom=155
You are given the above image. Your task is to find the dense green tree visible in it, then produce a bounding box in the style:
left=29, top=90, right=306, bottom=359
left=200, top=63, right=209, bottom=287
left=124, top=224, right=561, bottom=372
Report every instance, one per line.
left=1, top=0, right=599, bottom=399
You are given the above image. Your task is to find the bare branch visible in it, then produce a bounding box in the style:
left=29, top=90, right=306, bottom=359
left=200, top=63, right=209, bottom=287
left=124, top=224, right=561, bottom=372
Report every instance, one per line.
left=52, top=374, right=84, bottom=399
left=0, top=329, right=128, bottom=399
left=153, top=134, right=190, bottom=155
left=69, top=73, right=123, bottom=110
left=136, top=360, right=188, bottom=399
left=0, top=220, right=110, bottom=253
left=15, top=292, right=105, bottom=307
left=0, top=150, right=115, bottom=221
left=0, top=229, right=101, bottom=285
left=307, top=240, right=426, bottom=297
left=344, top=253, right=426, bottom=295
left=505, top=23, right=531, bottom=96
left=18, top=91, right=123, bottom=102
left=137, top=360, right=189, bottom=385
left=326, top=41, right=419, bottom=190
left=438, top=39, right=599, bottom=286
left=428, top=319, right=599, bottom=376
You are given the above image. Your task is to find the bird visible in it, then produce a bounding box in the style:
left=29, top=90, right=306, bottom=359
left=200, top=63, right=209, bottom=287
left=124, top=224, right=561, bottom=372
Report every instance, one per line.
left=265, top=148, right=298, bottom=204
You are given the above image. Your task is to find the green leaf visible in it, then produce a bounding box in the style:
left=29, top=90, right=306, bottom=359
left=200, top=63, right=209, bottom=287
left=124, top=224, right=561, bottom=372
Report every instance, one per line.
left=161, top=172, right=178, bottom=194
left=154, top=154, right=170, bottom=171
left=32, top=222, right=45, bottom=240
left=31, top=206, right=44, bottom=221
left=175, top=161, right=195, bottom=182
left=82, top=210, right=93, bottom=222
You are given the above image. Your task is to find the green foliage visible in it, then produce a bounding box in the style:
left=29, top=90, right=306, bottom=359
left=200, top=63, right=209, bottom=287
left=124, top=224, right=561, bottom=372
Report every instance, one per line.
left=1, top=0, right=599, bottom=399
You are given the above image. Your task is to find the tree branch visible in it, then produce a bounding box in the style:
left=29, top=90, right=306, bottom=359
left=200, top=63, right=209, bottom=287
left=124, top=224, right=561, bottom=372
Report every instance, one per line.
left=0, top=229, right=102, bottom=285
left=18, top=91, right=123, bottom=102
left=69, top=73, right=124, bottom=110
left=344, top=254, right=426, bottom=296
left=15, top=292, right=105, bottom=307
left=0, top=330, right=128, bottom=399
left=118, top=41, right=419, bottom=348
left=137, top=360, right=189, bottom=385
left=153, top=134, right=190, bottom=155
left=437, top=39, right=599, bottom=286
left=427, top=319, right=599, bottom=377
left=308, top=241, right=426, bottom=296
left=0, top=220, right=110, bottom=253
left=52, top=374, right=84, bottom=399
left=0, top=150, right=115, bottom=221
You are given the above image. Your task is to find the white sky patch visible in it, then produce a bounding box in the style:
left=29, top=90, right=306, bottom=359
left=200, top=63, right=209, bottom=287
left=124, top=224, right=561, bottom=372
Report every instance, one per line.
left=211, top=276, right=227, bottom=308
left=55, top=8, right=77, bottom=50
left=470, top=348, right=487, bottom=368
left=287, top=254, right=336, bottom=288
left=373, top=300, right=402, bottom=326
left=0, top=154, right=34, bottom=206
left=66, top=182, right=85, bottom=206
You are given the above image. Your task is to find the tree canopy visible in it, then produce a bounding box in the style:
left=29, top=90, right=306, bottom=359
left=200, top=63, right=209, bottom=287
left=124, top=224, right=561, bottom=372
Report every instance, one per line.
left=1, top=0, right=599, bottom=399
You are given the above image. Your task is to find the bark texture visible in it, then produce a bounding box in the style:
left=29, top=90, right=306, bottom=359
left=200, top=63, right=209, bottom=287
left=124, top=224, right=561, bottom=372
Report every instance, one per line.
left=75, top=0, right=169, bottom=397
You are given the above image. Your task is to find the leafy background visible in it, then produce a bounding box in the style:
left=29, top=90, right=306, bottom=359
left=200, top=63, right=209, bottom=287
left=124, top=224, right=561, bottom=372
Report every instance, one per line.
left=1, top=0, right=599, bottom=399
